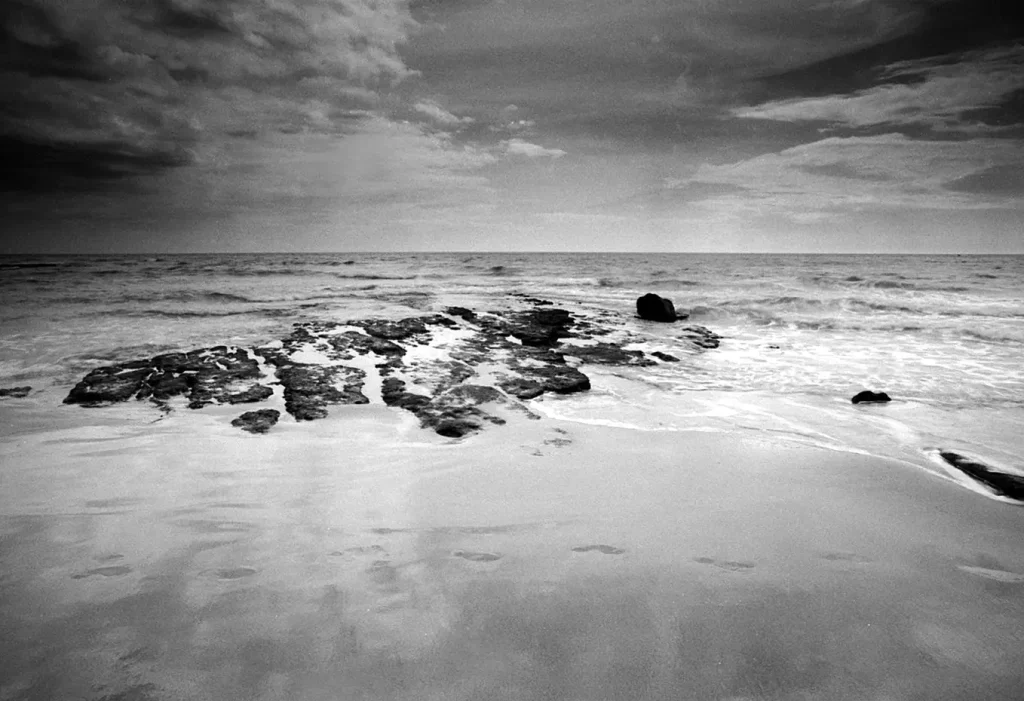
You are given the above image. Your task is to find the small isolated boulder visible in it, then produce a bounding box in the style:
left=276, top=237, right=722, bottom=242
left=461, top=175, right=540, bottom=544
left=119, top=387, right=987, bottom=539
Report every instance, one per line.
left=232, top=409, right=280, bottom=434
left=637, top=293, right=683, bottom=322
left=851, top=390, right=891, bottom=404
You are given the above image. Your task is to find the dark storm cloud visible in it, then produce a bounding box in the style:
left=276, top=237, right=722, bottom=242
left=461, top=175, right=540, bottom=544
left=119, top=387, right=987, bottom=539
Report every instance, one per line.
left=405, top=0, right=925, bottom=128
left=0, top=0, right=416, bottom=190
left=734, top=45, right=1024, bottom=134
left=749, top=0, right=1024, bottom=101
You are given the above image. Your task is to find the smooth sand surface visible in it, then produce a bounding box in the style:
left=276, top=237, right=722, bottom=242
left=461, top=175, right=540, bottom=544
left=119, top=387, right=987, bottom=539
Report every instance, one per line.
left=2, top=398, right=1024, bottom=700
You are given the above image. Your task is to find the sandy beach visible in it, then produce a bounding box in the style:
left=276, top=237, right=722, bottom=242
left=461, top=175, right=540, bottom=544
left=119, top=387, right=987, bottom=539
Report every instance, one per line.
left=3, top=388, right=1024, bottom=700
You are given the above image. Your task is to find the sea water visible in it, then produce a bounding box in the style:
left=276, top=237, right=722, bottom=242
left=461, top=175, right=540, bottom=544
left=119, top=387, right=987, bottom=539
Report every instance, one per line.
left=3, top=252, right=1024, bottom=700
left=2, top=252, right=1022, bottom=487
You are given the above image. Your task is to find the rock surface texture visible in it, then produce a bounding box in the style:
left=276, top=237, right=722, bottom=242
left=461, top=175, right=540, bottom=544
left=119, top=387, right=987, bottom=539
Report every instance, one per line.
left=65, top=297, right=721, bottom=437
left=231, top=409, right=281, bottom=434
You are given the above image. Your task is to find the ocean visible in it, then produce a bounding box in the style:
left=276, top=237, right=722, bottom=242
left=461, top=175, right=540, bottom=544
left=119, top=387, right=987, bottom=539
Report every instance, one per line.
left=2, top=252, right=1024, bottom=700
left=3, top=252, right=1023, bottom=490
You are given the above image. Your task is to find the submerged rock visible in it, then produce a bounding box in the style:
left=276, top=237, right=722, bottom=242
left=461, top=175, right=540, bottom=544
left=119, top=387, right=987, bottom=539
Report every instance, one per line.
left=637, top=293, right=685, bottom=322
left=940, top=451, right=1024, bottom=501
left=851, top=390, right=891, bottom=404
left=680, top=325, right=721, bottom=349
left=354, top=315, right=455, bottom=341
left=232, top=409, right=280, bottom=434
left=563, top=342, right=654, bottom=367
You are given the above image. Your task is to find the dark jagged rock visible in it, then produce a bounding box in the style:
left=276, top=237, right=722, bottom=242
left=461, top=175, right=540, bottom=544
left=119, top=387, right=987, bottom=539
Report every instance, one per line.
left=563, top=343, right=654, bottom=367
left=67, top=346, right=268, bottom=409
left=65, top=365, right=153, bottom=405
left=417, top=385, right=508, bottom=438
left=525, top=364, right=591, bottom=394
left=327, top=331, right=405, bottom=359
left=225, top=384, right=274, bottom=404
left=232, top=409, right=280, bottom=434
left=354, top=315, right=455, bottom=341
left=445, top=306, right=477, bottom=322
left=0, top=386, right=32, bottom=398
left=145, top=371, right=193, bottom=400
left=184, top=348, right=263, bottom=409
left=506, top=308, right=574, bottom=347
left=380, top=377, right=432, bottom=412
left=681, top=325, right=721, bottom=349
left=651, top=352, right=679, bottom=362
left=851, top=390, right=891, bottom=404
left=940, top=451, right=1024, bottom=500
left=637, top=293, right=684, bottom=322
left=498, top=377, right=546, bottom=400
left=275, top=365, right=367, bottom=421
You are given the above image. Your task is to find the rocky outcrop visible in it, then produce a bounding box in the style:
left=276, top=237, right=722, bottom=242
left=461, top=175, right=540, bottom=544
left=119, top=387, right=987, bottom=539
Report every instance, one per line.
left=851, top=390, right=891, bottom=404
left=273, top=364, right=367, bottom=421
left=232, top=409, right=280, bottom=434
left=637, top=293, right=685, bottom=322
left=0, top=386, right=32, bottom=398
left=940, top=451, right=1024, bottom=501
left=66, top=347, right=265, bottom=409
left=562, top=343, right=654, bottom=367
left=417, top=385, right=508, bottom=438
left=505, top=308, right=574, bottom=347
left=65, top=297, right=722, bottom=438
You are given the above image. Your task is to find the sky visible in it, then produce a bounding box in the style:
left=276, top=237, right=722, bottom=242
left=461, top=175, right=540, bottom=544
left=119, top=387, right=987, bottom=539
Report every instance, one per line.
left=1, top=0, right=1022, bottom=253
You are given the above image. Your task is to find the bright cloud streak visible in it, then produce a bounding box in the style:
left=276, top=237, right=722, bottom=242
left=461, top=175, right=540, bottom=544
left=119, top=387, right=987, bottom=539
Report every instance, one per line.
left=733, top=45, right=1024, bottom=132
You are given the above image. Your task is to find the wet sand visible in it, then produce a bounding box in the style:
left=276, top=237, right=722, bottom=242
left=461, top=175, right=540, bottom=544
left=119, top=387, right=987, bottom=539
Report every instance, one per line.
left=2, top=399, right=1024, bottom=700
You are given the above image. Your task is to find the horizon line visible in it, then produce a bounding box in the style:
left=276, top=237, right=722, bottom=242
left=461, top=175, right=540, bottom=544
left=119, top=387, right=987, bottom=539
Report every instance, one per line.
left=2, top=250, right=1023, bottom=257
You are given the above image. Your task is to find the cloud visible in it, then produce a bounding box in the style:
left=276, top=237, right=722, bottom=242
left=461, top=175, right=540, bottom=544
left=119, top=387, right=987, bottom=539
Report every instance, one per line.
left=733, top=45, right=1024, bottom=132
left=502, top=139, right=566, bottom=159
left=684, top=133, right=1024, bottom=216
left=0, top=0, right=417, bottom=188
left=197, top=117, right=497, bottom=208
left=413, top=100, right=474, bottom=126
left=945, top=163, right=1024, bottom=198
